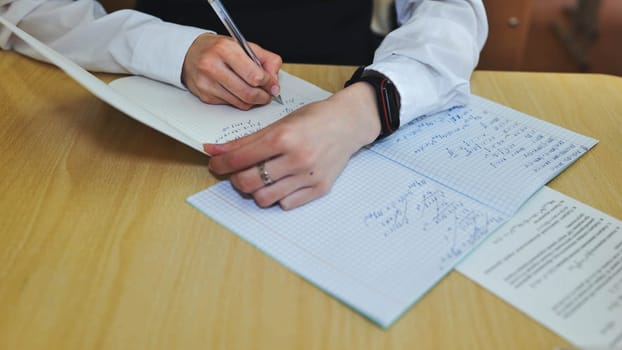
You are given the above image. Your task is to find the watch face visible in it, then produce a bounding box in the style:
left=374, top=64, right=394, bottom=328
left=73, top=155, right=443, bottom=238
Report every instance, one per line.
left=346, top=68, right=401, bottom=139
left=381, top=79, right=400, bottom=135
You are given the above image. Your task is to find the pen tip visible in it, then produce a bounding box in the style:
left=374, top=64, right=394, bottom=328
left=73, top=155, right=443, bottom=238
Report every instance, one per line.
left=274, top=95, right=284, bottom=105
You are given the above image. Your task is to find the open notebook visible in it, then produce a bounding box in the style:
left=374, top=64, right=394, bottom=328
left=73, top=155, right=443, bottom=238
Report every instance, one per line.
left=2, top=16, right=598, bottom=328
left=188, top=96, right=597, bottom=327
left=0, top=16, right=329, bottom=152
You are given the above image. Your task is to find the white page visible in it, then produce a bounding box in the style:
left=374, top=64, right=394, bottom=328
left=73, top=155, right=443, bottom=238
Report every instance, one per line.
left=369, top=96, right=598, bottom=216
left=188, top=149, right=509, bottom=327
left=457, top=187, right=622, bottom=349
left=1, top=15, right=329, bottom=150
left=109, top=73, right=330, bottom=144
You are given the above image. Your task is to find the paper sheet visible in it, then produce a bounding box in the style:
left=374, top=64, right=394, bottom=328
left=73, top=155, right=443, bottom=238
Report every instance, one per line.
left=457, top=187, right=622, bottom=348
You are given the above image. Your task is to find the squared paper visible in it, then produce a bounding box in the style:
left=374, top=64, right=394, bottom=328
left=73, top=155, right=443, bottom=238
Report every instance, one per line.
left=188, top=98, right=597, bottom=326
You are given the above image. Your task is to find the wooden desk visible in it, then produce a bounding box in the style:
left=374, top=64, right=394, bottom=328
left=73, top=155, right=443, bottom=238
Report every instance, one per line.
left=1, top=51, right=620, bottom=349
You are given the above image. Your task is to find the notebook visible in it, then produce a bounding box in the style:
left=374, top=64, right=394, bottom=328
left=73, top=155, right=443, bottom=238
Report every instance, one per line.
left=188, top=95, right=597, bottom=327
left=0, top=15, right=329, bottom=153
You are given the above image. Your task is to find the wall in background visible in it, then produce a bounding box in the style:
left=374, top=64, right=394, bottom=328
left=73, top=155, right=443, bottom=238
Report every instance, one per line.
left=521, top=0, right=622, bottom=76
left=478, top=0, right=535, bottom=71
left=479, top=0, right=621, bottom=76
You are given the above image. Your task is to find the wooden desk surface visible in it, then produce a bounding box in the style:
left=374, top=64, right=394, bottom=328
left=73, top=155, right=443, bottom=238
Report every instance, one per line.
left=1, top=51, right=620, bottom=350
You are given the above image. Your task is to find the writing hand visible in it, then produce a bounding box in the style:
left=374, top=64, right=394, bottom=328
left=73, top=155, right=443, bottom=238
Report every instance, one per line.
left=182, top=33, right=282, bottom=110
left=204, top=83, right=382, bottom=210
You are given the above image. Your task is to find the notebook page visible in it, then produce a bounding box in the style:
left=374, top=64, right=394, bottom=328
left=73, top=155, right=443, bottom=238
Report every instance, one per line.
left=188, top=149, right=508, bottom=327
left=369, top=95, right=598, bottom=216
left=109, top=72, right=331, bottom=144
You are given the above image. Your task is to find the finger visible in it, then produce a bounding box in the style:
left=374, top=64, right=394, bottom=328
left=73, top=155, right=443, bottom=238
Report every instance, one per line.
left=189, top=63, right=255, bottom=110
left=208, top=133, right=283, bottom=174
left=251, top=43, right=282, bottom=76
left=204, top=82, right=254, bottom=111
left=251, top=43, right=282, bottom=93
left=203, top=143, right=226, bottom=156
left=203, top=123, right=271, bottom=155
left=229, top=162, right=275, bottom=194
left=217, top=82, right=260, bottom=110
left=218, top=69, right=272, bottom=106
left=225, top=47, right=275, bottom=101
left=192, top=49, right=271, bottom=106
left=250, top=173, right=316, bottom=208
left=278, top=185, right=331, bottom=210
left=229, top=155, right=298, bottom=194
left=204, top=61, right=270, bottom=106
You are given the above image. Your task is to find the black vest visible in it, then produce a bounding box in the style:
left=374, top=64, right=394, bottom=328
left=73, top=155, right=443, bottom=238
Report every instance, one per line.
left=135, top=0, right=374, bottom=65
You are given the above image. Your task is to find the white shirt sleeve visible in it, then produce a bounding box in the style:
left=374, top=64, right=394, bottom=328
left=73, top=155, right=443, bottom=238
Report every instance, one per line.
left=368, top=0, right=488, bottom=125
left=1, top=0, right=487, bottom=118
left=0, top=0, right=208, bottom=88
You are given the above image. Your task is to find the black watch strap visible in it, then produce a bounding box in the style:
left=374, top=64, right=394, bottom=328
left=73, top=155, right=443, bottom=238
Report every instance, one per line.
left=344, top=66, right=401, bottom=140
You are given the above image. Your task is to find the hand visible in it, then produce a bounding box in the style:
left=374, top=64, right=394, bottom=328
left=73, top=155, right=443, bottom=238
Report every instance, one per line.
left=204, top=82, right=382, bottom=210
left=182, top=33, right=282, bottom=110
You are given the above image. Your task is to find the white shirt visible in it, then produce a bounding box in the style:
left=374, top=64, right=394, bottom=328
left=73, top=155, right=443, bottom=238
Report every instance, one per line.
left=0, top=0, right=488, bottom=125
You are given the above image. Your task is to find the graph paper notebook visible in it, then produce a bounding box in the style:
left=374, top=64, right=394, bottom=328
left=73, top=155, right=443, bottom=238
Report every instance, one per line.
left=188, top=95, right=598, bottom=328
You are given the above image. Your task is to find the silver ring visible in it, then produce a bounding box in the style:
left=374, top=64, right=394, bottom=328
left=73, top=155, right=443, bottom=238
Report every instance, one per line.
left=257, top=161, right=274, bottom=186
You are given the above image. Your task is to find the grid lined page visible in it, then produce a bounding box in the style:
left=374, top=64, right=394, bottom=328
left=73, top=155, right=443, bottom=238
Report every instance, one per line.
left=188, top=150, right=507, bottom=327
left=369, top=95, right=598, bottom=216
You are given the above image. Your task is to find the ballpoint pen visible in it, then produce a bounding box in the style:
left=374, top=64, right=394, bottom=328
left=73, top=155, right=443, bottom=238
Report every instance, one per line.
left=206, top=0, right=284, bottom=104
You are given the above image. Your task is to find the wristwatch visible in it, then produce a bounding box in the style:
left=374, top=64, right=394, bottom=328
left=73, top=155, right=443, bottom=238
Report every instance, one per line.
left=344, top=66, right=401, bottom=140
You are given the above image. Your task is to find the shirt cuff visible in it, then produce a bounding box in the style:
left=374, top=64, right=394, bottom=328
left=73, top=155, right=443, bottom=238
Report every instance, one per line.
left=130, top=21, right=211, bottom=89
left=367, top=54, right=470, bottom=126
